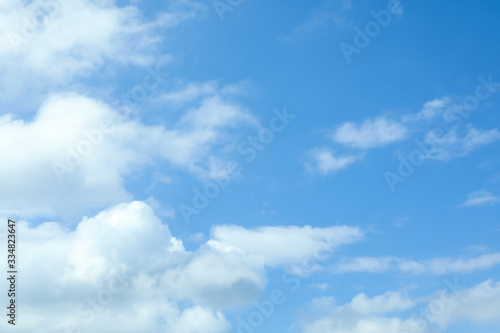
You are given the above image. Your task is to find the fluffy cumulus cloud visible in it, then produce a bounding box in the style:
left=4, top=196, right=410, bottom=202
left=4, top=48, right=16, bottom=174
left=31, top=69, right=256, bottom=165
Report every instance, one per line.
left=208, top=224, right=363, bottom=268
left=304, top=116, right=406, bottom=174
left=1, top=201, right=233, bottom=333
left=298, top=292, right=419, bottom=333
left=0, top=201, right=362, bottom=332
left=332, top=116, right=408, bottom=149
left=297, top=280, right=500, bottom=333
left=305, top=96, right=500, bottom=175
left=429, top=279, right=500, bottom=327
left=0, top=93, right=256, bottom=218
left=306, top=147, right=359, bottom=175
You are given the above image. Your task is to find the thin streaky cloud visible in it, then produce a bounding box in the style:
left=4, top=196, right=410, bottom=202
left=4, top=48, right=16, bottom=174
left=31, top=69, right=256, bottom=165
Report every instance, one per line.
left=425, top=126, right=500, bottom=161
left=336, top=252, right=500, bottom=275
left=460, top=189, right=500, bottom=207
left=280, top=0, right=352, bottom=42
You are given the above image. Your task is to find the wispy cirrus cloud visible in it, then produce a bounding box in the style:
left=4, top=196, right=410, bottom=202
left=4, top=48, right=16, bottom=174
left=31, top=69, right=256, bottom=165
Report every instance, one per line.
left=156, top=80, right=251, bottom=107
left=335, top=253, right=500, bottom=275
left=280, top=0, right=352, bottom=42
left=424, top=126, right=500, bottom=161
left=460, top=190, right=500, bottom=207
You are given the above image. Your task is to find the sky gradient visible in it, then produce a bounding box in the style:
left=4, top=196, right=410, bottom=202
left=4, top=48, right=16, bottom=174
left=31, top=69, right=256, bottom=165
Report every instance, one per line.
left=1, top=0, right=500, bottom=332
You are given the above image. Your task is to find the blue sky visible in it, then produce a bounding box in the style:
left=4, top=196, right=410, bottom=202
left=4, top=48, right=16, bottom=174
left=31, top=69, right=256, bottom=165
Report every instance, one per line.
left=1, top=0, right=500, bottom=332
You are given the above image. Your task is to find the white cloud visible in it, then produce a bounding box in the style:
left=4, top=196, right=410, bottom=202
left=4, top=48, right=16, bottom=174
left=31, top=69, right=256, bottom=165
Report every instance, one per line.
left=1, top=201, right=236, bottom=333
left=336, top=256, right=395, bottom=273
left=0, top=201, right=364, bottom=332
left=160, top=247, right=267, bottom=309
left=419, top=97, right=452, bottom=119
left=208, top=224, right=364, bottom=268
left=402, top=97, right=453, bottom=122
left=429, top=279, right=500, bottom=327
left=298, top=280, right=500, bottom=333
left=302, top=316, right=422, bottom=333
left=0, top=0, right=205, bottom=100
left=307, top=148, right=359, bottom=175
left=460, top=190, right=500, bottom=207
left=336, top=253, right=500, bottom=275
left=0, top=93, right=256, bottom=218
left=173, top=306, right=231, bottom=333
left=160, top=81, right=219, bottom=105
left=424, top=126, right=500, bottom=160
left=332, top=117, right=408, bottom=149
left=299, top=292, right=419, bottom=333
left=303, top=96, right=497, bottom=176
left=157, top=80, right=250, bottom=107
left=347, top=291, right=415, bottom=315
left=399, top=253, right=500, bottom=274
